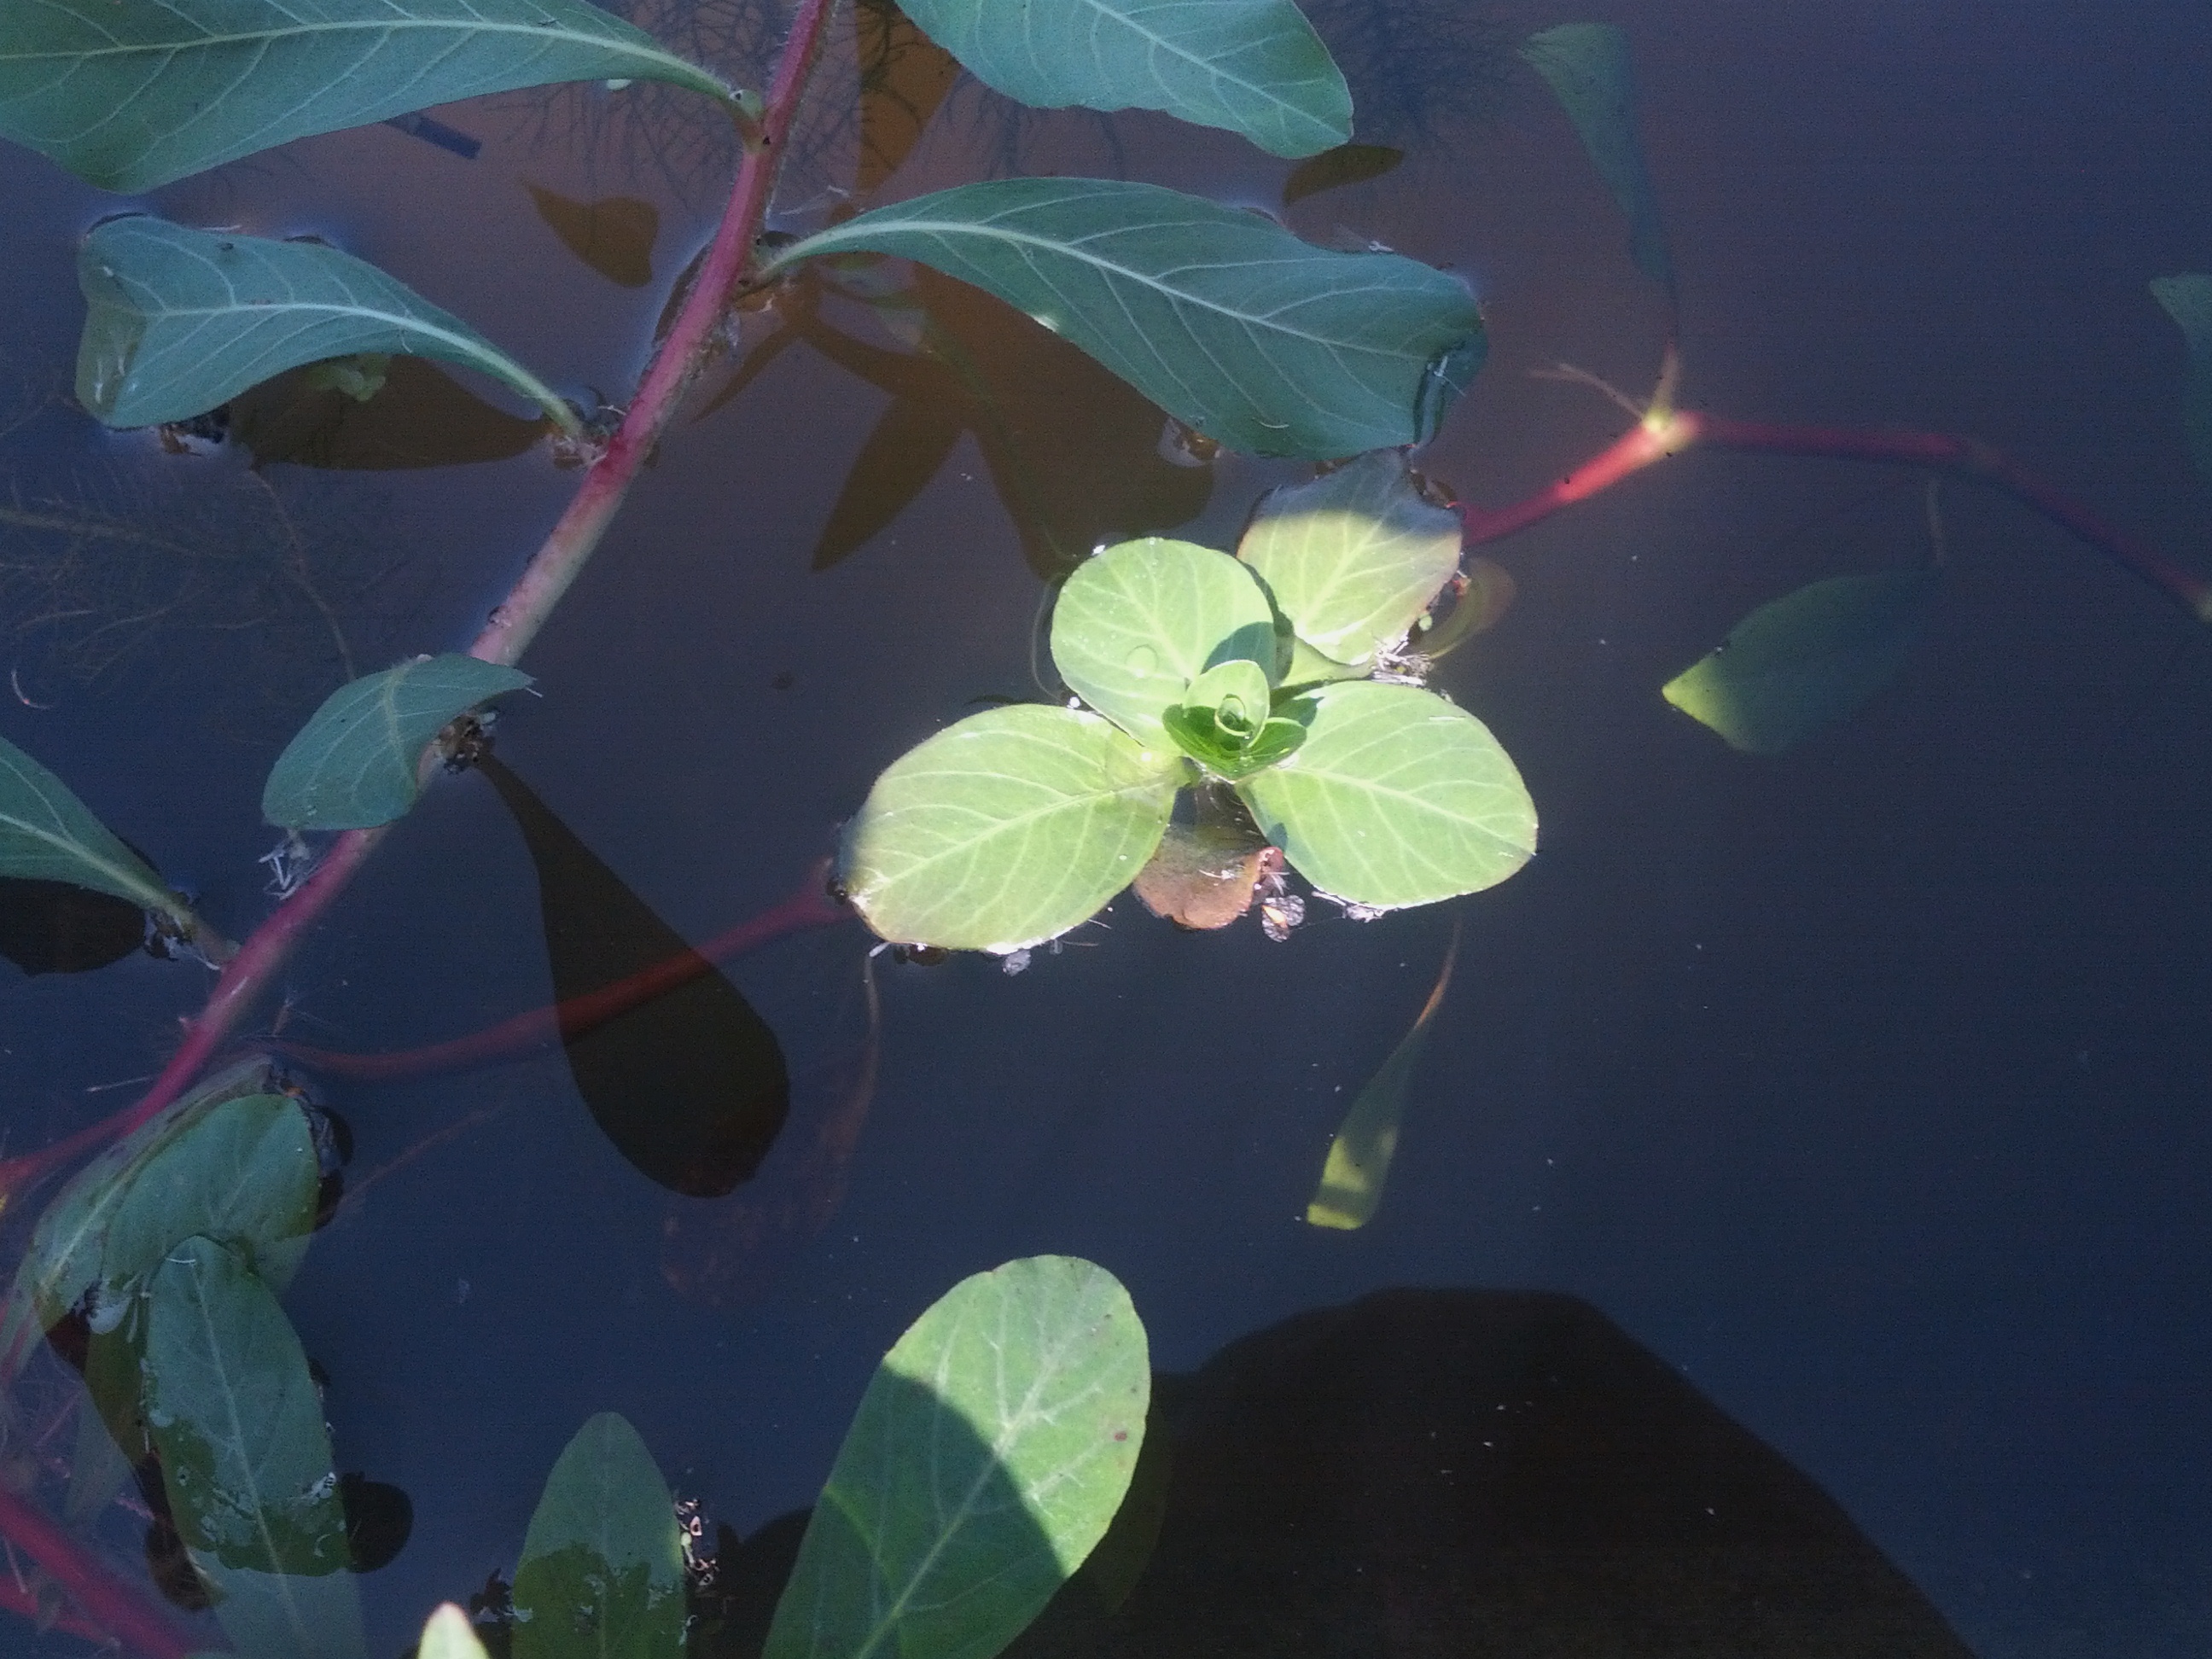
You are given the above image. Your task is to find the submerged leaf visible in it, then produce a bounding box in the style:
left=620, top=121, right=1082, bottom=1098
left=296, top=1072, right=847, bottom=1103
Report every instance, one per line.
left=1132, top=821, right=1273, bottom=930
left=526, top=186, right=660, bottom=288
left=764, top=1256, right=1149, bottom=1659
left=837, top=705, right=1181, bottom=952
left=2150, top=274, right=2212, bottom=490
left=0, top=730, right=185, bottom=930
left=1236, top=680, right=1535, bottom=910
left=1281, top=142, right=1405, bottom=206
left=262, top=654, right=533, bottom=830
left=1519, top=24, right=1674, bottom=295
left=765, top=179, right=1486, bottom=457
left=0, top=0, right=735, bottom=192
left=896, top=0, right=1349, bottom=158
left=77, top=218, right=580, bottom=434
left=1307, top=919, right=1458, bottom=1230
left=1662, top=569, right=1940, bottom=754
left=1238, top=450, right=1464, bottom=667
left=513, top=1414, right=686, bottom=1659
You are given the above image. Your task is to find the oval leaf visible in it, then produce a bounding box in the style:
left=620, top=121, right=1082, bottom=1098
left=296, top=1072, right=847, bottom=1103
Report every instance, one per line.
left=837, top=705, right=1181, bottom=952
left=1052, top=538, right=1281, bottom=749
left=765, top=179, right=1486, bottom=458
left=764, top=1256, right=1149, bottom=1659
left=513, top=1414, right=685, bottom=1659
left=1236, top=680, right=1535, bottom=910
left=896, top=0, right=1349, bottom=158
left=0, top=0, right=734, bottom=193
left=1519, top=24, right=1674, bottom=295
left=1237, top=450, right=1464, bottom=667
left=1, top=729, right=184, bottom=929
left=263, top=654, right=533, bottom=830
left=78, top=218, right=579, bottom=434
left=1661, top=570, right=1940, bottom=755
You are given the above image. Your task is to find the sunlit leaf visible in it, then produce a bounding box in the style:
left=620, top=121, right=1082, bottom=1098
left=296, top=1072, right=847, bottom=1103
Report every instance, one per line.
left=764, top=179, right=1486, bottom=458
left=0, top=730, right=187, bottom=930
left=143, top=1236, right=367, bottom=1659
left=512, top=1413, right=686, bottom=1659
left=420, top=1606, right=494, bottom=1659
left=1161, top=659, right=1307, bottom=779
left=1519, top=23, right=1674, bottom=295
left=896, top=0, right=1348, bottom=158
left=77, top=218, right=580, bottom=435
left=1281, top=142, right=1404, bottom=206
left=526, top=185, right=659, bottom=288
left=837, top=705, right=1181, bottom=952
left=2150, top=274, right=2212, bottom=489
left=0, top=0, right=736, bottom=192
left=1662, top=570, right=1940, bottom=754
left=262, top=653, right=533, bottom=830
left=1237, top=450, right=1463, bottom=667
left=1307, top=919, right=1457, bottom=1230
left=1051, top=538, right=1281, bottom=751
left=1236, top=681, right=1535, bottom=909
left=764, top=1256, right=1149, bottom=1659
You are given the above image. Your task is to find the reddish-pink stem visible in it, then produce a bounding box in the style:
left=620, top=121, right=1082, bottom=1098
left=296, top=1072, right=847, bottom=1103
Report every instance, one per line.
left=0, top=1487, right=198, bottom=1659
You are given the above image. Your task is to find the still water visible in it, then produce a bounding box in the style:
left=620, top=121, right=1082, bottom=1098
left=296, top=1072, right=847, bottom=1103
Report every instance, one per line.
left=3, top=0, right=2211, bottom=1653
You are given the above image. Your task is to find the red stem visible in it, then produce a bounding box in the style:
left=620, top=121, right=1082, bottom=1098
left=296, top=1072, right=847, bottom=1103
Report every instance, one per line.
left=0, top=1487, right=198, bottom=1659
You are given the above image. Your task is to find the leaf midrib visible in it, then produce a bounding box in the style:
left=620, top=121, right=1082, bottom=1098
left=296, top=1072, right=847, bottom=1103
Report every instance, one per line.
left=1051, top=0, right=1336, bottom=135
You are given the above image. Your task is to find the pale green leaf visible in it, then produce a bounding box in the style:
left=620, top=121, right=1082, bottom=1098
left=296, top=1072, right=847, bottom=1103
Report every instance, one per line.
left=764, top=179, right=1485, bottom=458
left=1051, top=538, right=1280, bottom=750
left=764, top=1256, right=1149, bottom=1659
left=837, top=705, right=1181, bottom=952
left=78, top=218, right=579, bottom=434
left=144, top=1236, right=366, bottom=1659
left=1238, top=450, right=1463, bottom=667
left=1307, top=921, right=1456, bottom=1231
left=513, top=1413, right=686, bottom=1659
left=1520, top=24, right=1674, bottom=294
left=1662, top=570, right=1940, bottom=754
left=1236, top=680, right=1535, bottom=909
left=0, top=727, right=185, bottom=929
left=262, top=654, right=533, bottom=830
left=896, top=0, right=1348, bottom=158
left=419, top=1607, right=494, bottom=1659
left=0, top=0, right=734, bottom=192
left=2151, top=275, right=2212, bottom=489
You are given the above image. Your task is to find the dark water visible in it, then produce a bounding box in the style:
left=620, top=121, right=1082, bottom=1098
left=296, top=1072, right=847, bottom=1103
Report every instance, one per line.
left=4, top=0, right=2212, bottom=1654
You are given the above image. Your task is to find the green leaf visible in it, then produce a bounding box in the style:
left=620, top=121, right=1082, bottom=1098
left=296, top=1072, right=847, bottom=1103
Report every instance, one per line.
left=1237, top=450, right=1464, bottom=667
left=420, top=1607, right=494, bottom=1659
left=143, top=1236, right=366, bottom=1659
left=1236, top=680, right=1535, bottom=910
left=765, top=1256, right=1149, bottom=1659
left=1161, top=660, right=1307, bottom=778
left=1661, top=570, right=1940, bottom=755
left=262, top=653, right=533, bottom=830
left=2151, top=275, right=2212, bottom=489
left=512, top=1414, right=686, bottom=1659
left=78, top=218, right=581, bottom=435
left=0, top=728, right=189, bottom=933
left=1307, top=921, right=1456, bottom=1231
left=895, top=0, right=1349, bottom=158
left=838, top=705, right=1181, bottom=952
left=2, top=1057, right=311, bottom=1367
left=0, top=0, right=735, bottom=193
left=1051, top=538, right=1282, bottom=750
left=1519, top=24, right=1674, bottom=295
left=763, top=180, right=1486, bottom=458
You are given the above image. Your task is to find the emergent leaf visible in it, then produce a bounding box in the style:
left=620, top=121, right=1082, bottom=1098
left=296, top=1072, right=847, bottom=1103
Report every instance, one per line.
left=78, top=218, right=581, bottom=434
left=1661, top=569, right=1940, bottom=754
left=0, top=0, right=736, bottom=192
left=1052, top=538, right=1281, bottom=750
left=512, top=1414, right=686, bottom=1659
left=1237, top=449, right=1464, bottom=667
left=764, top=1256, right=1149, bottom=1659
left=1237, top=680, right=1535, bottom=910
left=837, top=705, right=1181, bottom=952
left=763, top=179, right=1485, bottom=458
left=262, top=654, right=533, bottom=830
left=896, top=0, right=1349, bottom=158
left=0, top=728, right=187, bottom=931
left=1519, top=23, right=1674, bottom=296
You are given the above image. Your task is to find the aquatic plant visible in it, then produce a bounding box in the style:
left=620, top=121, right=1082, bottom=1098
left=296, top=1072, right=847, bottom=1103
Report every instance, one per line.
left=1, top=2, right=2208, bottom=1653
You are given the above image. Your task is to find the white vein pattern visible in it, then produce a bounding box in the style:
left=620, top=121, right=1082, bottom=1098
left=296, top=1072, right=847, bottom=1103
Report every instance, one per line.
left=771, top=180, right=1484, bottom=460
left=0, top=0, right=729, bottom=189
left=899, top=0, right=1348, bottom=158
left=0, top=731, right=166, bottom=899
